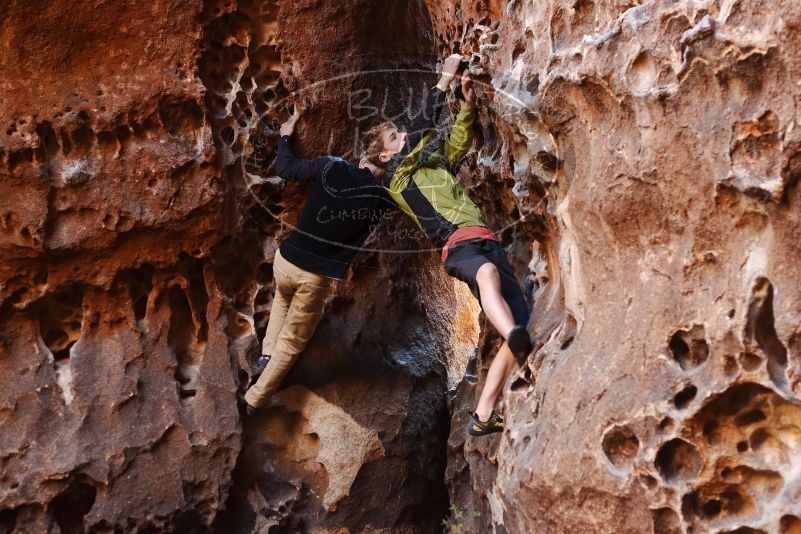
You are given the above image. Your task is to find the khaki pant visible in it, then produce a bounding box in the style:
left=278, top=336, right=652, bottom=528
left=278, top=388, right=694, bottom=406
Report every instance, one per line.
left=245, top=248, right=335, bottom=407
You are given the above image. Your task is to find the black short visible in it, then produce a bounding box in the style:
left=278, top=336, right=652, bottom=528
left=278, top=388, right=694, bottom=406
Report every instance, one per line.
left=443, top=238, right=530, bottom=327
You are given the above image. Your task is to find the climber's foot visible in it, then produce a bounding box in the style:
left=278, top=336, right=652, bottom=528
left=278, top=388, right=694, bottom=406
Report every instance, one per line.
left=236, top=391, right=260, bottom=417
left=467, top=411, right=504, bottom=436
left=507, top=325, right=532, bottom=366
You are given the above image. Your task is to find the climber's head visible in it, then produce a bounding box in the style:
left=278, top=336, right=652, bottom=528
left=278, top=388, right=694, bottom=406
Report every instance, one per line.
left=362, top=121, right=406, bottom=168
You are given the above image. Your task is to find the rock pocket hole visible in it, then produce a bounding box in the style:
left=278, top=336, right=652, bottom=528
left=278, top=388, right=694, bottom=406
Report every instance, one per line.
left=651, top=507, right=682, bottom=534
left=628, top=50, right=657, bottom=93
left=781, top=515, right=801, bottom=534
left=703, top=420, right=721, bottom=445
left=8, top=148, right=33, bottom=171
left=129, top=266, right=154, bottom=325
left=655, top=438, right=702, bottom=482
left=639, top=474, right=658, bottom=490
left=602, top=425, right=639, bottom=468
left=745, top=278, right=788, bottom=390
left=659, top=417, right=675, bottom=433
left=37, top=285, right=85, bottom=405
left=559, top=313, right=577, bottom=350
left=738, top=351, right=762, bottom=371
left=0, top=508, right=18, bottom=533
left=668, top=325, right=709, bottom=370
left=512, top=42, right=525, bottom=62
left=48, top=480, right=97, bottom=534
left=221, top=126, right=236, bottom=146
left=535, top=150, right=559, bottom=172
left=734, top=409, right=766, bottom=427
left=510, top=370, right=532, bottom=391
left=96, top=130, right=118, bottom=156
left=167, top=284, right=203, bottom=402
left=748, top=427, right=770, bottom=450
left=35, top=121, right=60, bottom=158
left=674, top=385, right=698, bottom=410
left=702, top=498, right=722, bottom=518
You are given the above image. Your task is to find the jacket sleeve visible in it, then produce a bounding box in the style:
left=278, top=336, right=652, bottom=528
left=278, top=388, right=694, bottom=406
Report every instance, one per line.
left=444, top=103, right=476, bottom=167
left=274, top=136, right=333, bottom=181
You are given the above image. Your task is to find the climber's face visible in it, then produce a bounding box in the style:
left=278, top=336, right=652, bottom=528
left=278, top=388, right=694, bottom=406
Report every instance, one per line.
left=379, top=126, right=407, bottom=163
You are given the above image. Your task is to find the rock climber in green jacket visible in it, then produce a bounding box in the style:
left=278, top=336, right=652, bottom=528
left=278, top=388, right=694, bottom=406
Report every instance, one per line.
left=359, top=54, right=533, bottom=436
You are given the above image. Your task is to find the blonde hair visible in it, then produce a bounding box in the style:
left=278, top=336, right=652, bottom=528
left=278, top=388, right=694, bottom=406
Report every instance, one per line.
left=361, top=122, right=396, bottom=168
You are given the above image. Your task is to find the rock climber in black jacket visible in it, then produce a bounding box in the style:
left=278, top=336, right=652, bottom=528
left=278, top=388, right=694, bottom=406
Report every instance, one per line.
left=243, top=109, right=395, bottom=413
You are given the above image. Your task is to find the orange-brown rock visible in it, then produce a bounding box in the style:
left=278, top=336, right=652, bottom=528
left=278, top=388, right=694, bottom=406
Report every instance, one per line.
left=1, top=0, right=463, bottom=532
left=2, top=0, right=801, bottom=532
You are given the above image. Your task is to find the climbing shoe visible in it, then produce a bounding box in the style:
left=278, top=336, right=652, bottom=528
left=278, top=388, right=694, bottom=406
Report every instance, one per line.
left=467, top=411, right=504, bottom=436
left=507, top=325, right=533, bottom=366
left=236, top=391, right=260, bottom=417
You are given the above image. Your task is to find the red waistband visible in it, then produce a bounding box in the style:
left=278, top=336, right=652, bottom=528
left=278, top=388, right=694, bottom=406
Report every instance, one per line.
left=441, top=226, right=500, bottom=262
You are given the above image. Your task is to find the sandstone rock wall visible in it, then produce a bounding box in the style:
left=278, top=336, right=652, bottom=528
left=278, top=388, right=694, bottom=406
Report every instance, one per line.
left=2, top=0, right=800, bottom=532
left=426, top=1, right=801, bottom=533
left=0, top=0, right=471, bottom=531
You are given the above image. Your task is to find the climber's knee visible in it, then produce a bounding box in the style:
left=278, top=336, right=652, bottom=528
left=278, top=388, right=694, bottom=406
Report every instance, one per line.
left=475, top=262, right=500, bottom=286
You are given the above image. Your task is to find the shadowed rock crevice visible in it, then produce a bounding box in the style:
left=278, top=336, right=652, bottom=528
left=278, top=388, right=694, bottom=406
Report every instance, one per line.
left=655, top=439, right=702, bottom=483
left=602, top=424, right=639, bottom=469
left=674, top=384, right=698, bottom=410
left=34, top=284, right=85, bottom=406
left=48, top=479, right=97, bottom=534
left=167, top=284, right=202, bottom=401
left=669, top=325, right=710, bottom=371
left=651, top=507, right=682, bottom=534
left=128, top=265, right=154, bottom=326
left=745, top=277, right=789, bottom=391
left=196, top=0, right=459, bottom=531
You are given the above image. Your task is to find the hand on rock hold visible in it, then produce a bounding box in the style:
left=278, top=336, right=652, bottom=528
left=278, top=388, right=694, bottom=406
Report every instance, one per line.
left=437, top=53, right=463, bottom=91
left=280, top=108, right=301, bottom=137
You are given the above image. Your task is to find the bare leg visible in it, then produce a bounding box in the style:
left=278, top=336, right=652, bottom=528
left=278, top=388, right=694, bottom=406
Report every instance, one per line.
left=475, top=262, right=516, bottom=338
left=474, top=342, right=516, bottom=421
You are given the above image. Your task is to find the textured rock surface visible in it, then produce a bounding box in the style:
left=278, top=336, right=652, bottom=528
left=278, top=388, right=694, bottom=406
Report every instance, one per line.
left=2, top=0, right=801, bottom=532
left=426, top=1, right=801, bottom=533
left=0, top=0, right=469, bottom=531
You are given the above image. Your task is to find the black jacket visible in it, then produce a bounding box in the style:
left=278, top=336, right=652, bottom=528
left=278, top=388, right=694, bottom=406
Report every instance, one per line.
left=275, top=136, right=395, bottom=279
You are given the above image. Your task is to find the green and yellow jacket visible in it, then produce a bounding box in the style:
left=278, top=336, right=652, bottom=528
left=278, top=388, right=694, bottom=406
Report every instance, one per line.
left=382, top=87, right=487, bottom=248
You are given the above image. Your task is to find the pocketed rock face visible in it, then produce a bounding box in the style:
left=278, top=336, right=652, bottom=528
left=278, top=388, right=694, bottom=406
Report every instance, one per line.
left=4, top=0, right=801, bottom=532
left=0, top=0, right=472, bottom=532
left=425, top=0, right=801, bottom=532
left=0, top=1, right=234, bottom=531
